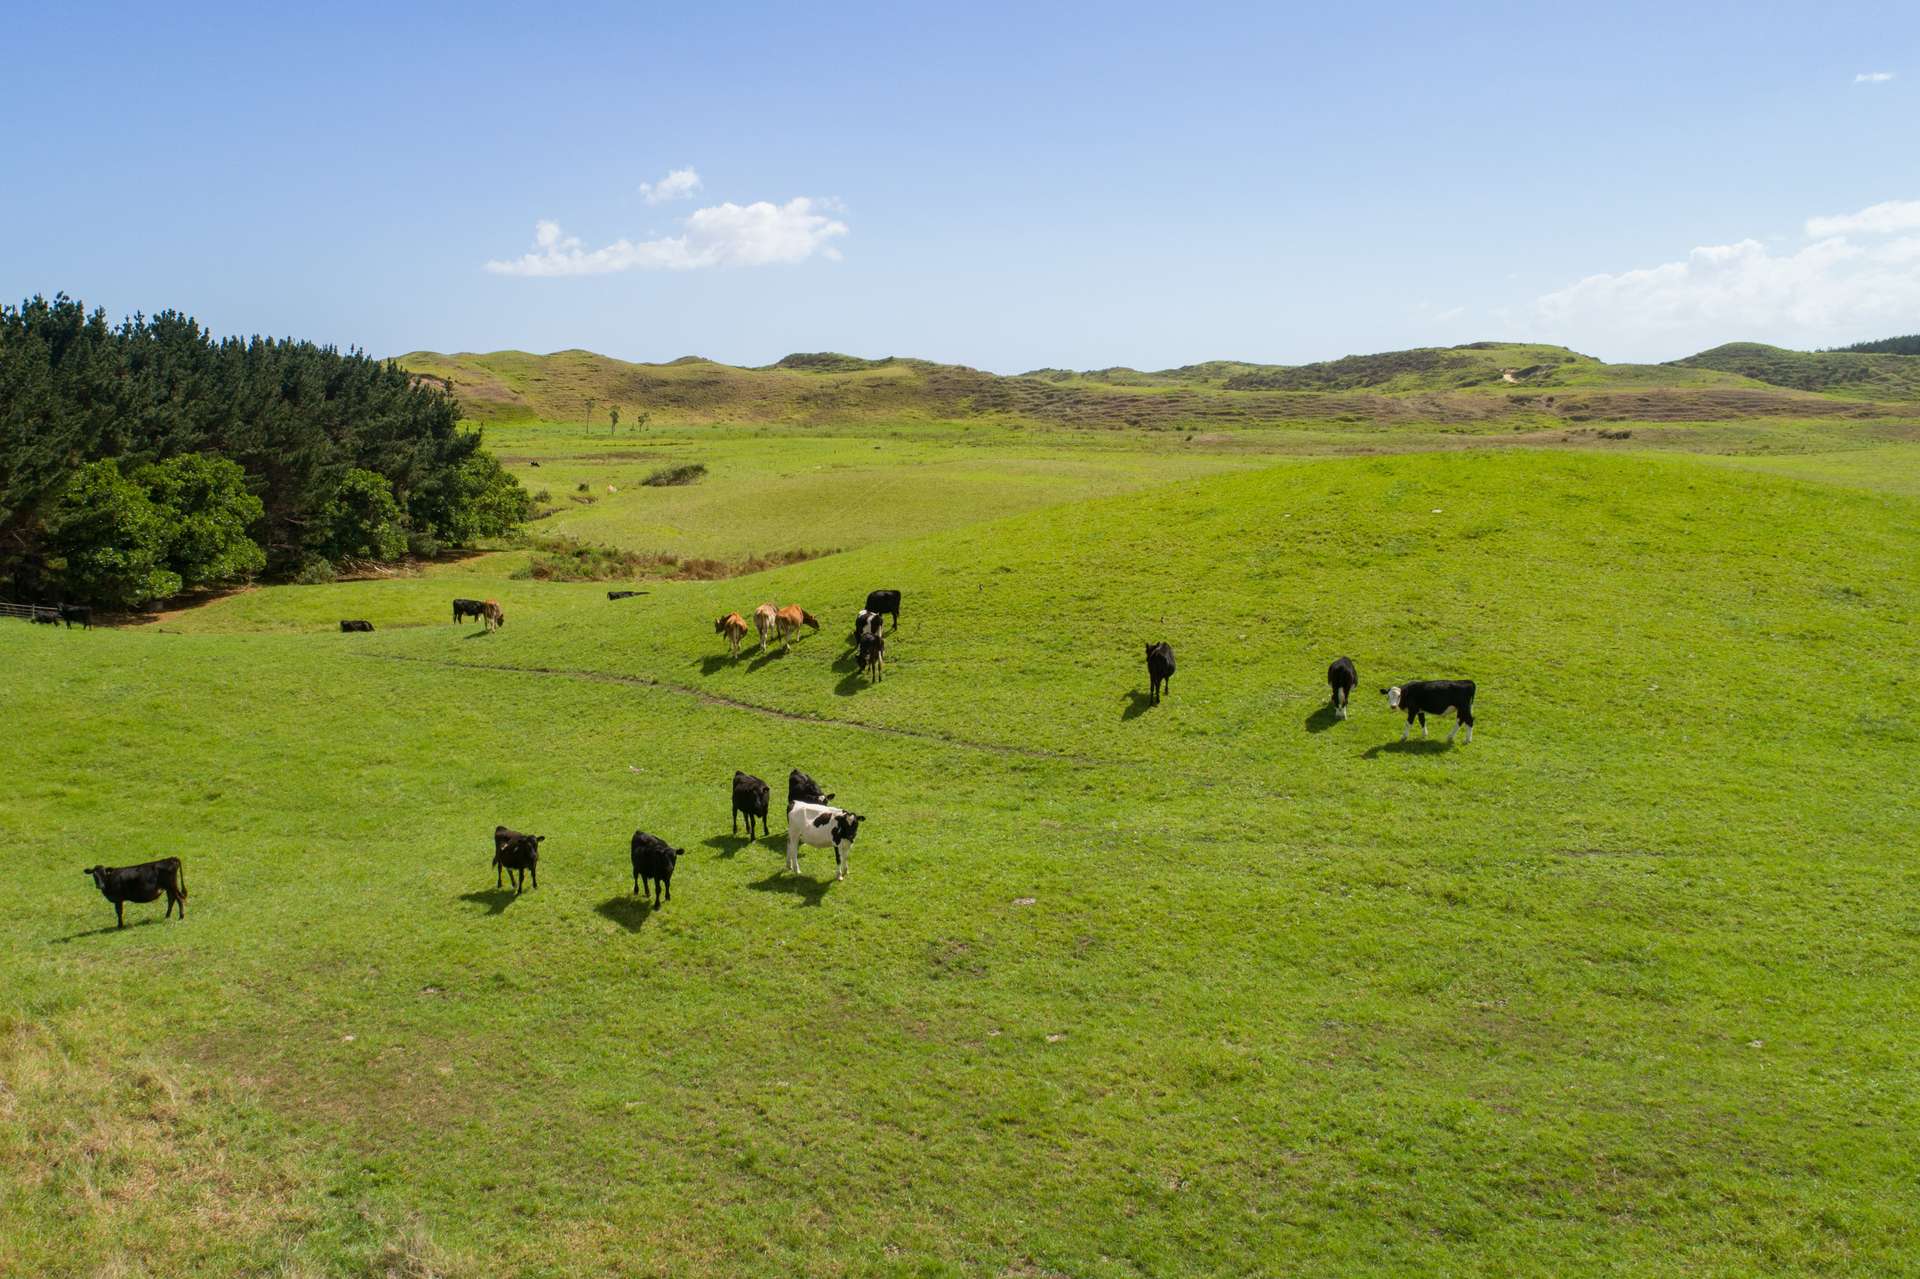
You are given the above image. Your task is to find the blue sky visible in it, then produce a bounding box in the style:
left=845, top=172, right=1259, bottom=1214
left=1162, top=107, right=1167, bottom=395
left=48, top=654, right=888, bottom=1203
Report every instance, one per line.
left=6, top=1, right=1917, bottom=370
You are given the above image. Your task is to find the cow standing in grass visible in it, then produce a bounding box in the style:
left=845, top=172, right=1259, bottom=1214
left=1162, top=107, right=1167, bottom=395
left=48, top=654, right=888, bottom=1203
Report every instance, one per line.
left=482, top=600, right=505, bottom=632
left=453, top=597, right=486, bottom=624
left=787, top=769, right=833, bottom=814
left=857, top=630, right=885, bottom=681
left=340, top=619, right=373, bottom=633
left=732, top=771, right=771, bottom=837
left=775, top=605, right=819, bottom=647
left=1145, top=642, right=1175, bottom=705
left=786, top=802, right=865, bottom=880
left=1327, top=656, right=1357, bottom=719
left=716, top=612, right=749, bottom=658
left=863, top=589, right=901, bottom=631
left=630, top=831, right=682, bottom=906
left=84, top=859, right=188, bottom=928
left=753, top=603, right=778, bottom=652
left=493, top=826, right=544, bottom=892
left=1382, top=680, right=1476, bottom=743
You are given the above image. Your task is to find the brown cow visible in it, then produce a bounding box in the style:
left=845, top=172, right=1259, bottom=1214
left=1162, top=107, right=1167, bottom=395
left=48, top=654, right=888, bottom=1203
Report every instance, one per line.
left=753, top=603, right=778, bottom=652
left=775, top=605, right=819, bottom=647
left=715, top=612, right=748, bottom=658
left=482, top=600, right=505, bottom=632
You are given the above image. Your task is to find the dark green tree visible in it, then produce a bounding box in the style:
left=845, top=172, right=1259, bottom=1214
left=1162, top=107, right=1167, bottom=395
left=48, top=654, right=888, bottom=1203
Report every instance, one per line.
left=44, top=461, right=182, bottom=606
left=135, top=453, right=266, bottom=587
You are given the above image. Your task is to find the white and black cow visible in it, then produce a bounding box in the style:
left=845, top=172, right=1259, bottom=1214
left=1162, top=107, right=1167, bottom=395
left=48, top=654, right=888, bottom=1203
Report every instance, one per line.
left=852, top=608, right=883, bottom=644
left=1382, top=679, right=1476, bottom=743
left=785, top=801, right=865, bottom=881
left=1327, top=656, right=1357, bottom=719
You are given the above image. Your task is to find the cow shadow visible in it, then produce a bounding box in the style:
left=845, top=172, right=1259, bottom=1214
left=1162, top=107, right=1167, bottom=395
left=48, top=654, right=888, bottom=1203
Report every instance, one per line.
left=747, top=646, right=790, bottom=671
left=834, top=669, right=873, bottom=697
left=831, top=645, right=861, bottom=673
left=747, top=871, right=833, bottom=907
left=594, top=895, right=653, bottom=932
left=50, top=917, right=166, bottom=944
left=1361, top=738, right=1456, bottom=759
left=1120, top=690, right=1156, bottom=720
left=461, top=629, right=495, bottom=641
left=697, top=654, right=738, bottom=676
left=704, top=832, right=768, bottom=858
left=458, top=887, right=519, bottom=914
left=1304, top=704, right=1342, bottom=734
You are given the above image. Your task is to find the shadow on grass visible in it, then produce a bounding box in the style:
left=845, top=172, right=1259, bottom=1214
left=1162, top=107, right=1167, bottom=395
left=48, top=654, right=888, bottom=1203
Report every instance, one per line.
left=461, top=629, right=496, bottom=641
left=834, top=669, right=875, bottom=697
left=697, top=653, right=739, bottom=676
left=1304, top=703, right=1343, bottom=734
left=458, top=887, right=519, bottom=914
left=1120, top=690, right=1156, bottom=720
left=832, top=645, right=861, bottom=673
left=1361, top=738, right=1456, bottom=759
left=594, top=895, right=653, bottom=932
left=50, top=916, right=168, bottom=944
left=703, top=832, right=770, bottom=857
left=747, top=871, right=833, bottom=907
left=747, top=645, right=790, bottom=672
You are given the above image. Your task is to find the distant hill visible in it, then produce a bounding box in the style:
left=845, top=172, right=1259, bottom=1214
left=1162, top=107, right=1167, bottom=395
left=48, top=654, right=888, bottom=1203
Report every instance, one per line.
left=1671, top=342, right=1920, bottom=400
left=395, top=340, right=1909, bottom=430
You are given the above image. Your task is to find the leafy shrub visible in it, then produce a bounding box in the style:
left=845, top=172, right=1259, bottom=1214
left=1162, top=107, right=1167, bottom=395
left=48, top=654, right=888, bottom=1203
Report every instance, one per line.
left=643, top=463, right=707, bottom=487
left=44, top=461, right=182, bottom=606
left=316, top=468, right=407, bottom=563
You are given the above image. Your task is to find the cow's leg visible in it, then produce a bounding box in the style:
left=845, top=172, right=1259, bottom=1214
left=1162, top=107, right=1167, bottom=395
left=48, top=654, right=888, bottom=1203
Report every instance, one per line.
left=1401, top=711, right=1411, bottom=742
left=529, top=863, right=537, bottom=890
left=733, top=808, right=739, bottom=836
left=115, top=900, right=124, bottom=928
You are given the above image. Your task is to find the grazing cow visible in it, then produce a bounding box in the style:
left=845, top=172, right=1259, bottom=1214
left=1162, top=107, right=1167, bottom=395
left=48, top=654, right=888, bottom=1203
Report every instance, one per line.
left=1327, top=656, right=1357, bottom=719
left=528, top=460, right=541, bottom=467
left=857, top=630, right=886, bottom=681
left=453, top=597, right=487, bottom=624
left=482, top=599, right=505, bottom=632
left=83, top=859, right=186, bottom=928
left=753, top=603, right=778, bottom=652
left=787, top=768, right=834, bottom=813
left=30, top=608, right=60, bottom=625
left=1145, top=641, right=1175, bottom=705
left=852, top=609, right=883, bottom=644
left=732, top=770, right=771, bottom=837
left=863, top=589, right=902, bottom=631
left=1382, top=680, right=1477, bottom=743
left=608, top=590, right=640, bottom=601
left=716, top=612, right=749, bottom=658
left=492, top=825, right=544, bottom=892
left=339, top=619, right=374, bottom=633
left=59, top=604, right=92, bottom=629
left=630, top=830, right=682, bottom=905
left=775, top=605, right=819, bottom=647
left=786, top=801, right=865, bottom=880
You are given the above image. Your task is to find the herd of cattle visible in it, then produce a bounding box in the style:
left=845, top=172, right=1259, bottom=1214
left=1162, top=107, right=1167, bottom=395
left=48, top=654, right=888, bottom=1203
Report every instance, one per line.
left=62, top=582, right=1479, bottom=927
left=25, top=603, right=91, bottom=628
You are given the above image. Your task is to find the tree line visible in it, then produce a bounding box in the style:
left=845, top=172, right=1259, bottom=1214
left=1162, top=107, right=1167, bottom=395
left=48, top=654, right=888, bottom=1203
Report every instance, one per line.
left=1826, top=335, right=1920, bottom=356
left=0, top=294, right=529, bottom=607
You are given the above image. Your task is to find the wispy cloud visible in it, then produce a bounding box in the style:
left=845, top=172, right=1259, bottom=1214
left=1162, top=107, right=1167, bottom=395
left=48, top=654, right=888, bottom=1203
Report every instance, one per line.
left=485, top=197, right=849, bottom=277
left=638, top=167, right=703, bottom=204
left=1854, top=71, right=1896, bottom=84
left=1533, top=198, right=1920, bottom=356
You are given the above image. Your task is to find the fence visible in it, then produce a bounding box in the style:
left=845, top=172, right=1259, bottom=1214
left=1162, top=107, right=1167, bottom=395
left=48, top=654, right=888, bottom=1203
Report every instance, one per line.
left=0, top=601, right=56, bottom=620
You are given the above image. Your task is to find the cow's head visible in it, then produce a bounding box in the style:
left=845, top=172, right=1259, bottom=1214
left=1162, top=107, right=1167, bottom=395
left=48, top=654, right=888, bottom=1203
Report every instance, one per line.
left=832, top=813, right=864, bottom=844
left=1382, top=686, right=1402, bottom=709
left=801, top=610, right=820, bottom=632
left=82, top=866, right=105, bottom=886
left=715, top=616, right=729, bottom=633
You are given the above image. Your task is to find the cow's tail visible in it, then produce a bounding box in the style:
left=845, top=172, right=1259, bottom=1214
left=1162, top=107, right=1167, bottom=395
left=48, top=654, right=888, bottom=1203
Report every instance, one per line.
left=175, top=861, right=187, bottom=899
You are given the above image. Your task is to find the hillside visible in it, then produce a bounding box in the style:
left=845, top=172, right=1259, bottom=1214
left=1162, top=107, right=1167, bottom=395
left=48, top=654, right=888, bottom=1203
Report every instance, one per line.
left=396, top=342, right=1910, bottom=432
left=1673, top=342, right=1920, bottom=400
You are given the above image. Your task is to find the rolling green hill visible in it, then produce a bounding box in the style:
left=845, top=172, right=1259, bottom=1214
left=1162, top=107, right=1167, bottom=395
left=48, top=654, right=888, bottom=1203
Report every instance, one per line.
left=7, top=438, right=1920, bottom=1276
left=1673, top=341, right=1920, bottom=400
left=397, top=341, right=1910, bottom=432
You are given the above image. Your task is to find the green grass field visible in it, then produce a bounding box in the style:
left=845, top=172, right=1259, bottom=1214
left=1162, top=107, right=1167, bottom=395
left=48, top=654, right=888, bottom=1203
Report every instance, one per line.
left=6, top=422, right=1919, bottom=1277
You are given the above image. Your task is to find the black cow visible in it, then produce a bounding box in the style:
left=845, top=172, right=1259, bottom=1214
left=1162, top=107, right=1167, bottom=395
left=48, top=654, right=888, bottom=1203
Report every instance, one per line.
left=732, top=770, right=771, bottom=837
left=84, top=859, right=187, bottom=928
left=453, top=597, right=487, bottom=624
left=863, top=589, right=901, bottom=631
left=59, top=604, right=92, bottom=630
left=30, top=608, right=60, bottom=625
left=857, top=631, right=885, bottom=681
left=492, top=825, right=545, bottom=892
left=631, top=830, right=683, bottom=906
left=1327, top=656, right=1357, bottom=719
left=608, top=590, right=641, bottom=601
left=787, top=768, right=834, bottom=813
left=1145, top=641, right=1175, bottom=705
left=339, top=619, right=374, bottom=632
left=1382, top=680, right=1476, bottom=743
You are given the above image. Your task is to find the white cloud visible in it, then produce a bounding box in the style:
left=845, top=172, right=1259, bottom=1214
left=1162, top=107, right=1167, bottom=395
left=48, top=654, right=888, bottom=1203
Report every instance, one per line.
left=1854, top=71, right=1896, bottom=83
left=1806, top=199, right=1920, bottom=237
left=1533, top=199, right=1920, bottom=356
left=638, top=167, right=702, bottom=205
left=485, top=197, right=849, bottom=277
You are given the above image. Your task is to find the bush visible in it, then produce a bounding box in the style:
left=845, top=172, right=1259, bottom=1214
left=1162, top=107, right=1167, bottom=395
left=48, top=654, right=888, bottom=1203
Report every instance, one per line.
left=294, top=556, right=338, bottom=585
left=643, top=463, right=707, bottom=487
left=45, top=461, right=182, bottom=606
left=134, top=453, right=266, bottom=588
left=315, top=468, right=407, bottom=563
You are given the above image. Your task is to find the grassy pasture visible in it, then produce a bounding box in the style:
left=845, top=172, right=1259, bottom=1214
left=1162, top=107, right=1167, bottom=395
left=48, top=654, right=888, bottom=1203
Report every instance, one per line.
left=5, top=434, right=1920, bottom=1277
